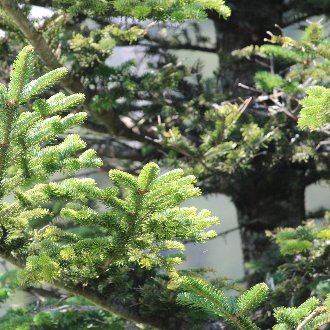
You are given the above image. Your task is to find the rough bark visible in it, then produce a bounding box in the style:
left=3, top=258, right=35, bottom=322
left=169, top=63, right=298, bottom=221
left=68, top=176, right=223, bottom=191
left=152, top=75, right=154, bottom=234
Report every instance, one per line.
left=209, top=0, right=330, bottom=94
left=231, top=163, right=310, bottom=283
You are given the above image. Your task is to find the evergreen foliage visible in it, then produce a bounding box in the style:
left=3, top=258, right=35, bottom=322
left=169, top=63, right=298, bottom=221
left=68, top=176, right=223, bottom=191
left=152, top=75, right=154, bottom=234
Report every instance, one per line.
left=0, top=45, right=99, bottom=199
left=177, top=276, right=268, bottom=329
left=263, top=218, right=330, bottom=312
left=299, top=85, right=330, bottom=130
left=235, top=22, right=330, bottom=86
left=0, top=2, right=329, bottom=329
left=0, top=46, right=219, bottom=328
left=176, top=214, right=330, bottom=329
left=69, top=25, right=146, bottom=68
left=235, top=22, right=330, bottom=131
left=17, top=163, right=218, bottom=284
left=177, top=277, right=330, bottom=330
left=273, top=297, right=330, bottom=330
left=54, top=0, right=231, bottom=21
left=0, top=293, right=125, bottom=330
left=158, top=100, right=275, bottom=177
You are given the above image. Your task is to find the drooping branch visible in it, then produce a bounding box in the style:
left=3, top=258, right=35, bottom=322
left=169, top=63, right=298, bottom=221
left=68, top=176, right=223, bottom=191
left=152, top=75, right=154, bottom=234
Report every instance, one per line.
left=140, top=41, right=218, bottom=54
left=0, top=250, right=189, bottom=330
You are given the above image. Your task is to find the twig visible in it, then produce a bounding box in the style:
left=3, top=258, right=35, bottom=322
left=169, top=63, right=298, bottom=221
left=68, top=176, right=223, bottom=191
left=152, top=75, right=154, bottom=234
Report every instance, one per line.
left=238, top=83, right=260, bottom=93
left=184, top=226, right=243, bottom=244
left=238, top=97, right=253, bottom=114
left=296, top=306, right=327, bottom=330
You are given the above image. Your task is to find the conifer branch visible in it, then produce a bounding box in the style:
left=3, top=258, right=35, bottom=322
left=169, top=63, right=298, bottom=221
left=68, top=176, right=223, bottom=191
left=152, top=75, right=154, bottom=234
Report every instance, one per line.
left=296, top=306, right=327, bottom=330
left=0, top=103, right=16, bottom=198
left=0, top=47, right=220, bottom=330
left=177, top=276, right=267, bottom=330
left=0, top=251, right=168, bottom=329
left=0, top=0, right=151, bottom=142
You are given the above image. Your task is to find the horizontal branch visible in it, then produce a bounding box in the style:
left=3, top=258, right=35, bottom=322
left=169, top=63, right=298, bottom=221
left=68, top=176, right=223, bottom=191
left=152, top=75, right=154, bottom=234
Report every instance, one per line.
left=184, top=226, right=243, bottom=244
left=140, top=41, right=218, bottom=53
left=0, top=250, right=177, bottom=329
left=42, top=304, right=100, bottom=313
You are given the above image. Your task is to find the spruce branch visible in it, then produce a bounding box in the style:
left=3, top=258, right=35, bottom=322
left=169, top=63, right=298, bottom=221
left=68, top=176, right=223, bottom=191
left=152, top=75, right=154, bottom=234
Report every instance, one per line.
left=0, top=47, right=220, bottom=329
left=236, top=283, right=268, bottom=315
left=0, top=0, right=150, bottom=142
left=7, top=45, right=35, bottom=101
left=273, top=296, right=330, bottom=330
left=0, top=111, right=15, bottom=197
left=177, top=276, right=267, bottom=330
left=299, top=86, right=330, bottom=130
left=20, top=67, right=69, bottom=103
left=177, top=274, right=330, bottom=330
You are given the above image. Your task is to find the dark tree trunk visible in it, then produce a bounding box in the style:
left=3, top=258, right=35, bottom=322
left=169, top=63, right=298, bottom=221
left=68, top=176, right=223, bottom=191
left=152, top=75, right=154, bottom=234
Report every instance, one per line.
left=205, top=2, right=328, bottom=282
left=210, top=0, right=330, bottom=52
left=231, top=164, right=308, bottom=283
left=209, top=0, right=286, bottom=94
left=209, top=0, right=330, bottom=94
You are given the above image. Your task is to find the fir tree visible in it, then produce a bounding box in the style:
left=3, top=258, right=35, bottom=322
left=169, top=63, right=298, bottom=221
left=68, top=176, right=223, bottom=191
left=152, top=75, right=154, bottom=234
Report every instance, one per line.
left=2, top=0, right=330, bottom=276
left=0, top=2, right=329, bottom=328
left=0, top=46, right=219, bottom=329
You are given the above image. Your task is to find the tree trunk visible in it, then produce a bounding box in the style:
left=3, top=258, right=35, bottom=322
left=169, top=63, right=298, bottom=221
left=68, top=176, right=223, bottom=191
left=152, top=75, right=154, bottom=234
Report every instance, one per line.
left=231, top=164, right=307, bottom=283
left=209, top=0, right=330, bottom=95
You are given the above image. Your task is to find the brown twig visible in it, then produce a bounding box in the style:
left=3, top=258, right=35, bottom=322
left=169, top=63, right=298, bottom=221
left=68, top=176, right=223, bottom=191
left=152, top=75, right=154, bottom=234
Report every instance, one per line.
left=296, top=306, right=327, bottom=330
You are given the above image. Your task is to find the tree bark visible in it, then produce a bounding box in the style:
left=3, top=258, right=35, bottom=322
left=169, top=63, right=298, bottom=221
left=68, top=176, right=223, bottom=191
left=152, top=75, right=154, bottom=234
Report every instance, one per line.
left=209, top=0, right=330, bottom=94
left=231, top=163, right=308, bottom=283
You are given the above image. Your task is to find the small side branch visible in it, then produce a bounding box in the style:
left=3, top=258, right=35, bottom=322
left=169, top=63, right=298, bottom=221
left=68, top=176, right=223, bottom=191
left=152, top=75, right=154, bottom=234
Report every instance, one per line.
left=296, top=306, right=328, bottom=330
